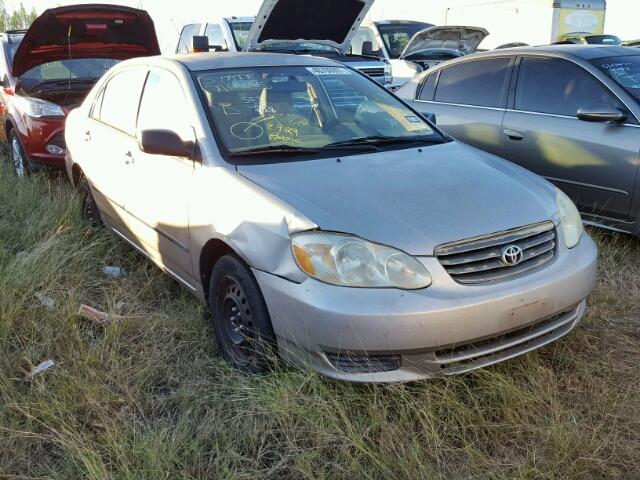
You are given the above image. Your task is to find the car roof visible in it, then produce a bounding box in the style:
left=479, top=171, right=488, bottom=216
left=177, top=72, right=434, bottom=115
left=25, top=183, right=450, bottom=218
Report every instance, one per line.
left=470, top=45, right=640, bottom=61
left=147, top=52, right=344, bottom=71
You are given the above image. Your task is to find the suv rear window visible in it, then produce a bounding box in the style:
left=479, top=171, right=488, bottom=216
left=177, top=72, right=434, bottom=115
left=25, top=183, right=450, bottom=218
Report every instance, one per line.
left=434, top=58, right=511, bottom=108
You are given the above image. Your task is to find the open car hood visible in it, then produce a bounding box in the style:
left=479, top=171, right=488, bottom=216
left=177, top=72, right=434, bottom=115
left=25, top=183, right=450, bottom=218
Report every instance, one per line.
left=244, top=0, right=374, bottom=54
left=401, top=26, right=489, bottom=59
left=12, top=4, right=160, bottom=78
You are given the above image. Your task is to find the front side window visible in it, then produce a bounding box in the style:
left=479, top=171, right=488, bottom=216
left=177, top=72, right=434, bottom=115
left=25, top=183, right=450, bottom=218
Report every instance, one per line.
left=228, top=22, right=252, bottom=51
left=419, top=74, right=437, bottom=101
left=435, top=58, right=511, bottom=108
left=177, top=23, right=202, bottom=54
left=515, top=58, right=620, bottom=116
left=98, top=69, right=148, bottom=136
left=352, top=27, right=382, bottom=57
left=138, top=69, right=190, bottom=137
left=205, top=23, right=226, bottom=49
left=195, top=65, right=441, bottom=159
left=591, top=55, right=640, bottom=102
left=377, top=22, right=432, bottom=59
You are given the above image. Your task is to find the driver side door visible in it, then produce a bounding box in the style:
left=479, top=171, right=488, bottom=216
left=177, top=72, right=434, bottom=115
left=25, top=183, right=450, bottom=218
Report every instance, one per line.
left=501, top=56, right=640, bottom=222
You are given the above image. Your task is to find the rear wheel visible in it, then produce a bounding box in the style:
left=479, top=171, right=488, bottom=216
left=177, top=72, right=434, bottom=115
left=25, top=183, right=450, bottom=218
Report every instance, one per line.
left=78, top=176, right=102, bottom=226
left=9, top=131, right=29, bottom=178
left=208, top=255, right=277, bottom=373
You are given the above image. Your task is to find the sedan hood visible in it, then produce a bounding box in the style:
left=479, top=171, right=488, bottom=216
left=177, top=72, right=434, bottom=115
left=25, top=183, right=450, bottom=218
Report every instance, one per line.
left=244, top=0, right=373, bottom=54
left=237, top=142, right=558, bottom=255
left=12, top=4, right=160, bottom=77
left=401, top=26, right=489, bottom=59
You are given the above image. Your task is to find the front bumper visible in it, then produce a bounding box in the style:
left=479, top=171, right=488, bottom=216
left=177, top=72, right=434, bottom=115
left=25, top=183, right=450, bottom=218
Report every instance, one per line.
left=254, top=234, right=597, bottom=382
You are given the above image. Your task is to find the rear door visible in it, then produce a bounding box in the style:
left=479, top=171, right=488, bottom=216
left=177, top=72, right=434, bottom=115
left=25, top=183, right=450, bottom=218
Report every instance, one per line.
left=502, top=56, right=640, bottom=221
left=83, top=67, right=148, bottom=233
left=409, top=57, right=513, bottom=157
left=126, top=67, right=196, bottom=289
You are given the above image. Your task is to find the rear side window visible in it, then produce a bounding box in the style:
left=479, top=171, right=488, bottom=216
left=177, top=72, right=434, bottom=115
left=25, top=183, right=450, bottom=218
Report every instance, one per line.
left=418, top=74, right=437, bottom=101
left=98, top=69, right=148, bottom=136
left=515, top=58, right=620, bottom=116
left=434, top=58, right=511, bottom=108
left=177, top=23, right=202, bottom=53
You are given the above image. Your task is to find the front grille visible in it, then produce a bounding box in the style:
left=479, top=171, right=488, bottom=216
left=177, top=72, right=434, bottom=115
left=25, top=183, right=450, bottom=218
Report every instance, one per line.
left=434, top=303, right=581, bottom=375
left=357, top=67, right=386, bottom=78
left=435, top=222, right=557, bottom=285
left=325, top=352, right=401, bottom=373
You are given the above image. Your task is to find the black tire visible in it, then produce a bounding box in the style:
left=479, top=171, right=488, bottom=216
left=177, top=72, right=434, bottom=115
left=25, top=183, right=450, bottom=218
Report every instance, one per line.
left=208, top=255, right=277, bottom=373
left=9, top=130, right=30, bottom=178
left=78, top=176, right=102, bottom=227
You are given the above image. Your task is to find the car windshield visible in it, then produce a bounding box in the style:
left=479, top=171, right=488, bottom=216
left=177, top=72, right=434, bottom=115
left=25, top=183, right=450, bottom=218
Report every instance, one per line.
left=228, top=21, right=252, bottom=50
left=195, top=65, right=441, bottom=158
left=586, top=35, right=622, bottom=45
left=377, top=22, right=433, bottom=59
left=591, top=55, right=640, bottom=101
left=257, top=42, right=339, bottom=54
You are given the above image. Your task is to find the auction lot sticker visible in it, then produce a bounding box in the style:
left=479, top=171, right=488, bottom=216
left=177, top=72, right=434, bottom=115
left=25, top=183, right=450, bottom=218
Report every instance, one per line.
left=306, top=67, right=353, bottom=76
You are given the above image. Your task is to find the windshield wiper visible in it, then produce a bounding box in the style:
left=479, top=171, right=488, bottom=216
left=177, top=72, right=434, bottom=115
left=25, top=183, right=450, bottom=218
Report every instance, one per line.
left=229, top=144, right=321, bottom=157
left=323, top=135, right=445, bottom=149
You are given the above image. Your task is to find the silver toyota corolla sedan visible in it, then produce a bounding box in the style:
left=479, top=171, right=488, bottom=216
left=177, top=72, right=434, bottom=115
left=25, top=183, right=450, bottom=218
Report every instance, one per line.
left=65, top=53, right=597, bottom=382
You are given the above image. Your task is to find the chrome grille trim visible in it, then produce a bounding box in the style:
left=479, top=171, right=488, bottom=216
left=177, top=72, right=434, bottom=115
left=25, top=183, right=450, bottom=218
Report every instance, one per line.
left=357, top=67, right=386, bottom=77
left=435, top=222, right=557, bottom=285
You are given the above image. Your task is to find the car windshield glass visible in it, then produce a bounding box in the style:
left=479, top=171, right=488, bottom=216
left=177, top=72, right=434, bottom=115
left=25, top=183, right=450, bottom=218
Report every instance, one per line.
left=377, top=22, right=432, bottom=59
left=195, top=65, right=440, bottom=158
left=586, top=35, right=622, bottom=45
left=257, top=42, right=339, bottom=54
left=591, top=55, right=640, bottom=101
left=17, top=59, right=119, bottom=84
left=228, top=21, right=252, bottom=50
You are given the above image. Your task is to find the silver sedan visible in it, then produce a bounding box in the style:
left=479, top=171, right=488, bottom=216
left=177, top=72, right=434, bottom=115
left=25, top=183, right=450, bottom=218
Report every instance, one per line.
left=65, top=53, right=597, bottom=382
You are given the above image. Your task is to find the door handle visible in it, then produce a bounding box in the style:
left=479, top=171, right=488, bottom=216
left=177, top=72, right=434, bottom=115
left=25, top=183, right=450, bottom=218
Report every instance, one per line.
left=503, top=129, right=525, bottom=141
left=125, top=151, right=134, bottom=165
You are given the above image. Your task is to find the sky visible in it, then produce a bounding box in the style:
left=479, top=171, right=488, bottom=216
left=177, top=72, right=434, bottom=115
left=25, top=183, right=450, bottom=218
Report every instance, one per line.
left=6, top=0, right=639, bottom=51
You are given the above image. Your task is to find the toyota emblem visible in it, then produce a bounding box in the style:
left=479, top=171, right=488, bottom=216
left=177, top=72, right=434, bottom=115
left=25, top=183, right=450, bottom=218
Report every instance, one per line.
left=501, top=245, right=524, bottom=266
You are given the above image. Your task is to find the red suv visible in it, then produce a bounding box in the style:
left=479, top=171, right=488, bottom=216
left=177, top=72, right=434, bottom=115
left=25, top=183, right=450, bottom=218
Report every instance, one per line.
left=0, top=4, right=160, bottom=176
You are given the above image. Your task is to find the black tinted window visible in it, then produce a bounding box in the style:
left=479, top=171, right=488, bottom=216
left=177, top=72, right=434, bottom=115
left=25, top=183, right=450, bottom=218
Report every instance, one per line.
left=516, top=58, right=619, bottom=116
left=177, top=23, right=202, bottom=53
left=99, top=69, right=147, bottom=136
left=435, top=58, right=511, bottom=107
left=419, top=74, right=437, bottom=101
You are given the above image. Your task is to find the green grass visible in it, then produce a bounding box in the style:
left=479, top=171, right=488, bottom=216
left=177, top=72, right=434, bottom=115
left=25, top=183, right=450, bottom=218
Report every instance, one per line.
left=0, top=165, right=638, bottom=479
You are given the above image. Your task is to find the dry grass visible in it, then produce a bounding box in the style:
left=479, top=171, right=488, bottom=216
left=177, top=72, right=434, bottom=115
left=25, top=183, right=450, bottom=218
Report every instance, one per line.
left=0, top=166, right=638, bottom=479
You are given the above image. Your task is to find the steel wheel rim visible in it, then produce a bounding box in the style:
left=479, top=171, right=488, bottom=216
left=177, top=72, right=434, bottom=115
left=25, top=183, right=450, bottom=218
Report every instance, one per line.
left=11, top=137, right=26, bottom=177
left=217, top=276, right=257, bottom=363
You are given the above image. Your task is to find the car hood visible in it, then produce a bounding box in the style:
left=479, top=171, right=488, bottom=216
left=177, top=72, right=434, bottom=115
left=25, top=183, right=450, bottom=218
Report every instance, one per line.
left=244, top=0, right=374, bottom=54
left=401, top=26, right=489, bottom=59
left=237, top=142, right=558, bottom=255
left=12, top=4, right=160, bottom=78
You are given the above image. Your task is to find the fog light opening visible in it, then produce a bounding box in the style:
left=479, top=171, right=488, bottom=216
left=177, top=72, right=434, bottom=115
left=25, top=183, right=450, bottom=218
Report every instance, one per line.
left=46, top=144, right=65, bottom=155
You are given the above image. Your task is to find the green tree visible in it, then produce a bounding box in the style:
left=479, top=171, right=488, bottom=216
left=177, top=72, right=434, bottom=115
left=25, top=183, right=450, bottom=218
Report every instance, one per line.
left=2, top=1, right=37, bottom=31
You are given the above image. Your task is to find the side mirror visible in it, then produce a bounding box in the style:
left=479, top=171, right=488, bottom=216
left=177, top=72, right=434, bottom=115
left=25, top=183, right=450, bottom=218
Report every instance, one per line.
left=138, top=129, right=195, bottom=158
left=0, top=74, right=9, bottom=89
left=192, top=35, right=210, bottom=53
left=362, top=41, right=375, bottom=56
left=577, top=104, right=627, bottom=123
left=422, top=112, right=437, bottom=125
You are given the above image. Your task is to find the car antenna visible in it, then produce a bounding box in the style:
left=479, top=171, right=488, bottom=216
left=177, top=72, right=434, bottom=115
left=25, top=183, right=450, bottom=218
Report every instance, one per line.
left=63, top=24, right=72, bottom=103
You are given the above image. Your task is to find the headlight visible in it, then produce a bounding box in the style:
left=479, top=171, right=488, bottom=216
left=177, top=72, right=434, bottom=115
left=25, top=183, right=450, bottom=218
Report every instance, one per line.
left=291, top=232, right=432, bottom=289
left=556, top=189, right=583, bottom=248
left=15, top=97, right=65, bottom=118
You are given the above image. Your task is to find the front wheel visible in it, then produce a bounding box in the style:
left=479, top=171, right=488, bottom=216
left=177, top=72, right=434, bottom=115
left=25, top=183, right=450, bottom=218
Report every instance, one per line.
left=208, top=255, right=277, bottom=373
left=9, top=131, right=29, bottom=178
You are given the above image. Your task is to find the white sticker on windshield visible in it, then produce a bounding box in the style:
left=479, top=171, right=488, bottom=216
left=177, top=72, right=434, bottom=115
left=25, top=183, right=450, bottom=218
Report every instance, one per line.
left=405, top=115, right=421, bottom=123
left=306, top=67, right=353, bottom=76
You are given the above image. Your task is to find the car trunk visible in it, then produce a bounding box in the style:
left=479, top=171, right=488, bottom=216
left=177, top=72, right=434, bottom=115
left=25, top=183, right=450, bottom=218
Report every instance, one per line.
left=11, top=4, right=160, bottom=78
left=400, top=26, right=489, bottom=60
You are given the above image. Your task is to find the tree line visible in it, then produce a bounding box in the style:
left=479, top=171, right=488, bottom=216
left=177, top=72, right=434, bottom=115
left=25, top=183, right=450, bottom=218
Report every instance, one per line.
left=0, top=1, right=37, bottom=32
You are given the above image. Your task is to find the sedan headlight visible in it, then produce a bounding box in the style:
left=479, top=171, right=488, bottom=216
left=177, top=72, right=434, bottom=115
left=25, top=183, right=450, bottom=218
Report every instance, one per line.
left=556, top=189, right=583, bottom=249
left=15, top=97, right=65, bottom=118
left=291, top=232, right=432, bottom=289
